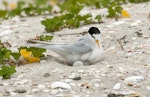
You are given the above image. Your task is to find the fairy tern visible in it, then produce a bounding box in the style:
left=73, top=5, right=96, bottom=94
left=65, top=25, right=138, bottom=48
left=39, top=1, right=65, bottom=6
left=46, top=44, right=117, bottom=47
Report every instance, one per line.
left=28, top=27, right=103, bottom=66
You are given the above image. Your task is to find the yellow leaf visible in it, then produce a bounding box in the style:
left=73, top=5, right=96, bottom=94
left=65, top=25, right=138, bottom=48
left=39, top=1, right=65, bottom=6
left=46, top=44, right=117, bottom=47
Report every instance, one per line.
left=20, top=49, right=40, bottom=63
left=9, top=3, right=16, bottom=10
left=20, top=49, right=32, bottom=58
left=28, top=57, right=40, bottom=63
left=50, top=0, right=57, bottom=6
left=121, top=10, right=130, bottom=18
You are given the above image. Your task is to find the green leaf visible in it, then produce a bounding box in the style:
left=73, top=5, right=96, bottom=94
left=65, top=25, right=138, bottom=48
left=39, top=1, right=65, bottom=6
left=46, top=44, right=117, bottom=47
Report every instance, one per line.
left=95, top=15, right=102, bottom=22
left=0, top=65, right=16, bottom=79
left=40, top=35, right=53, bottom=41
left=19, top=46, right=46, bottom=57
left=0, top=10, right=7, bottom=19
left=41, top=17, right=63, bottom=32
left=2, top=1, right=8, bottom=8
left=11, top=52, right=21, bottom=60
left=0, top=48, right=11, bottom=63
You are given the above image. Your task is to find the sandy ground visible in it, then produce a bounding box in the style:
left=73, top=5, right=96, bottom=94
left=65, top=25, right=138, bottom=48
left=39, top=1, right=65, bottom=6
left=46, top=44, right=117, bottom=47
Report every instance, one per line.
left=0, top=1, right=150, bottom=97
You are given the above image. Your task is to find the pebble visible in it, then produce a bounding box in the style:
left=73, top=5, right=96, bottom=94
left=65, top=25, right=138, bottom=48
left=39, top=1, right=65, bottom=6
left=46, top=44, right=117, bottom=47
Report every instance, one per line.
left=14, top=89, right=26, bottom=93
left=113, top=21, right=126, bottom=25
left=146, top=86, right=150, bottom=90
left=130, top=23, right=139, bottom=27
left=105, top=25, right=115, bottom=29
left=25, top=95, right=34, bottom=97
left=31, top=88, right=39, bottom=93
left=94, top=84, right=100, bottom=88
left=14, top=79, right=30, bottom=85
left=112, top=89, right=137, bottom=96
left=43, top=89, right=50, bottom=93
left=55, top=94, right=64, bottom=97
left=65, top=79, right=72, bottom=83
left=40, top=60, right=47, bottom=63
left=119, top=67, right=127, bottom=73
left=2, top=82, right=9, bottom=86
left=37, top=84, right=46, bottom=90
left=72, top=77, right=81, bottom=81
left=73, top=95, right=80, bottom=97
left=10, top=92, right=16, bottom=96
left=113, top=83, right=121, bottom=90
left=50, top=89, right=59, bottom=95
left=17, top=74, right=26, bottom=79
left=107, top=93, right=117, bottom=97
left=52, top=5, right=61, bottom=13
left=125, top=76, right=144, bottom=84
left=0, top=30, right=13, bottom=36
left=78, top=70, right=84, bottom=73
left=73, top=61, right=84, bottom=66
left=2, top=91, right=10, bottom=96
left=51, top=82, right=71, bottom=90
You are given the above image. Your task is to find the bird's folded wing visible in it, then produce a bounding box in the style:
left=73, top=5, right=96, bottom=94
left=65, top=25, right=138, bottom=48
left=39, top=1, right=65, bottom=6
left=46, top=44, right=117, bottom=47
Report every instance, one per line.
left=66, top=38, right=93, bottom=54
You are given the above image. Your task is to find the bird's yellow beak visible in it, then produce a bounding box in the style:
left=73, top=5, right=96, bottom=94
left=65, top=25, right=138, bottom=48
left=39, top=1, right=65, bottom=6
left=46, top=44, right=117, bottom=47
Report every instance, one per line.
left=95, top=39, right=100, bottom=48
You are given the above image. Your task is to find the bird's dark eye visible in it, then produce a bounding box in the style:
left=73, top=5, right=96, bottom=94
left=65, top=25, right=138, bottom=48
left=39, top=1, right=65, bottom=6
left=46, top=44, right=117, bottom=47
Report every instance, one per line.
left=88, top=27, right=101, bottom=36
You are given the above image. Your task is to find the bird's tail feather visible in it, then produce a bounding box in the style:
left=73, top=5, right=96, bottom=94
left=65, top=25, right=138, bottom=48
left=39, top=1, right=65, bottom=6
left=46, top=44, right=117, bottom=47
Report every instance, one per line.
left=27, top=43, right=53, bottom=50
left=27, top=40, right=68, bottom=52
left=28, top=40, right=67, bottom=45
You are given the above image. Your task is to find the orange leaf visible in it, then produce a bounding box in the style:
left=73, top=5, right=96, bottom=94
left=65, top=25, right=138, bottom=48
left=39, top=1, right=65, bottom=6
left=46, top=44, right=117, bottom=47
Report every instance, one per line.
left=20, top=49, right=32, bottom=58
left=121, top=10, right=130, bottom=18
left=27, top=56, right=40, bottom=63
left=9, top=3, right=16, bottom=10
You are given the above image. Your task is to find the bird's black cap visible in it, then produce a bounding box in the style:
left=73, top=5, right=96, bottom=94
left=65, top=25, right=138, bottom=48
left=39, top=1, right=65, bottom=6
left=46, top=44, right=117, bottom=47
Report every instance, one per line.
left=88, top=27, right=101, bottom=35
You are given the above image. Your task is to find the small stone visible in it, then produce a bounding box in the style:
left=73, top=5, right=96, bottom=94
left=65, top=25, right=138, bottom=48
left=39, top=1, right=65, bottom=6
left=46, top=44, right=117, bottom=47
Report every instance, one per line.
left=119, top=67, right=127, bottom=73
left=50, top=89, right=59, bottom=95
left=40, top=60, right=47, bottom=63
left=78, top=70, right=84, bottom=73
left=113, top=21, right=126, bottom=25
left=37, top=84, right=46, bottom=90
left=65, top=79, right=72, bottom=83
left=105, top=25, right=115, bottom=28
left=55, top=94, right=64, bottom=97
left=0, top=30, right=13, bottom=36
left=51, top=82, right=71, bottom=90
left=130, top=92, right=140, bottom=97
left=52, top=5, right=61, bottom=13
left=130, top=23, right=138, bottom=27
left=107, top=93, right=117, bottom=97
left=43, top=73, right=51, bottom=77
left=72, top=77, right=81, bottom=81
left=2, top=82, right=9, bottom=86
left=14, top=79, right=30, bottom=85
left=73, top=61, right=84, bottom=66
left=113, top=83, right=121, bottom=90
left=14, top=89, right=26, bottom=93
left=113, top=89, right=137, bottom=96
left=125, top=76, right=144, bottom=84
left=73, top=95, right=80, bottom=97
left=43, top=89, right=50, bottom=93
left=25, top=95, right=34, bottom=97
left=17, top=74, right=26, bottom=79
left=3, top=91, right=10, bottom=96
left=146, top=86, right=150, bottom=90
left=10, top=92, right=16, bottom=96
left=32, top=88, right=39, bottom=93
left=94, top=84, right=100, bottom=88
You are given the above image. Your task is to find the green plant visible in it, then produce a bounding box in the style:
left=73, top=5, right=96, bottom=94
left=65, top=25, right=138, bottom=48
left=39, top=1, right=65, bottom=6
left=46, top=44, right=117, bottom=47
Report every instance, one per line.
left=0, top=65, right=16, bottom=79
left=19, top=46, right=46, bottom=58
left=106, top=0, right=123, bottom=18
left=1, top=0, right=52, bottom=21
left=40, top=35, right=53, bottom=41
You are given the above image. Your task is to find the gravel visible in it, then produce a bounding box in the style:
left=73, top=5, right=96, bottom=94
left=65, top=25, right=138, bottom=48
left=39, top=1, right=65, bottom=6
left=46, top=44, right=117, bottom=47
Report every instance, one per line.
left=0, top=1, right=150, bottom=97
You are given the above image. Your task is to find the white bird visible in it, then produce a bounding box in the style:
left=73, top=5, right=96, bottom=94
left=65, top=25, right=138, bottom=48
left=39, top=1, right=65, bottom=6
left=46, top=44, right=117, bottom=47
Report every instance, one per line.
left=28, top=27, right=103, bottom=66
